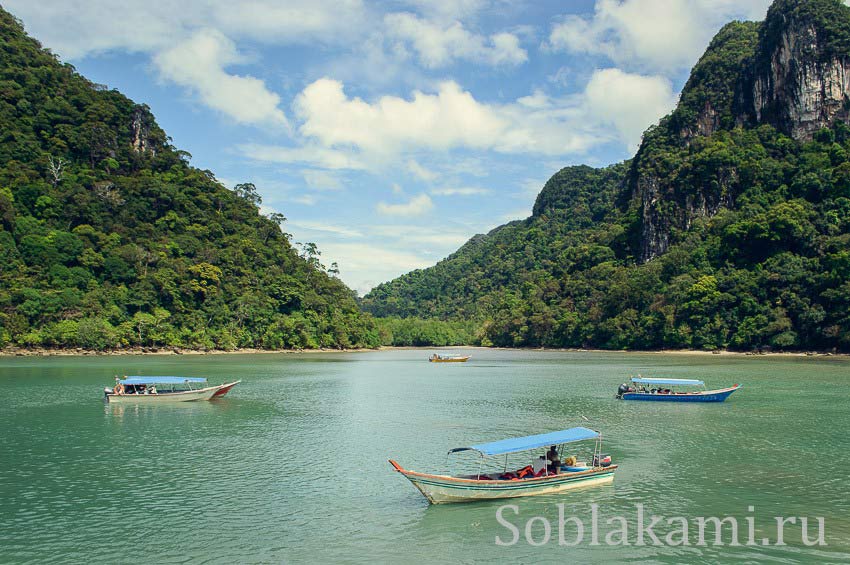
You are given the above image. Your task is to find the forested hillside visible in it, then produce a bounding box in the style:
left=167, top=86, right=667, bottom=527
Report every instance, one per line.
left=364, top=0, right=850, bottom=352
left=0, top=9, right=381, bottom=350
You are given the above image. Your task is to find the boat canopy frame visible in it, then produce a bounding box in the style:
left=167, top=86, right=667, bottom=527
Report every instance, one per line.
left=119, top=376, right=208, bottom=386
left=445, top=426, right=604, bottom=479
left=449, top=426, right=600, bottom=456
left=630, top=377, right=705, bottom=387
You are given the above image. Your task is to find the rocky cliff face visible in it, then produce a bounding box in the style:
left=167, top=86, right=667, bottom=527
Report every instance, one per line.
left=633, top=0, right=850, bottom=262
left=739, top=9, right=850, bottom=140
left=130, top=104, right=157, bottom=155
left=633, top=162, right=738, bottom=262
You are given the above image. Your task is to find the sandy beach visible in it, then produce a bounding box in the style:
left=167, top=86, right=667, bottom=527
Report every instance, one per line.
left=1, top=345, right=845, bottom=358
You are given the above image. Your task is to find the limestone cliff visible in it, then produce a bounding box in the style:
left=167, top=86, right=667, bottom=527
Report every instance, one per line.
left=737, top=0, right=850, bottom=140
left=632, top=0, right=850, bottom=262
left=129, top=104, right=158, bottom=155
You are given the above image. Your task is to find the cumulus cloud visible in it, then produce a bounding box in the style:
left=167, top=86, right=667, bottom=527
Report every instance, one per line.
left=292, top=195, right=317, bottom=205
left=546, top=0, right=770, bottom=71
left=153, top=29, right=287, bottom=127
left=294, top=78, right=593, bottom=157
left=4, top=0, right=180, bottom=58
left=407, top=159, right=439, bottom=182
left=431, top=187, right=489, bottom=196
left=301, top=169, right=343, bottom=190
left=238, top=143, right=367, bottom=170
left=401, top=0, right=488, bottom=22
left=584, top=68, right=675, bottom=149
left=371, top=225, right=472, bottom=247
left=377, top=194, right=434, bottom=217
left=295, top=78, right=507, bottom=154
left=290, top=221, right=363, bottom=238
left=5, top=0, right=367, bottom=59
left=211, top=0, right=365, bottom=44
left=384, top=12, right=527, bottom=68
left=289, top=72, right=673, bottom=161
left=6, top=0, right=362, bottom=128
left=316, top=242, right=435, bottom=295
left=312, top=225, right=477, bottom=293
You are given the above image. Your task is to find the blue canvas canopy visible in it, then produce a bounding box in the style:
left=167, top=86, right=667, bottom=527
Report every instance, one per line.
left=631, top=377, right=704, bottom=386
left=450, top=427, right=599, bottom=456
left=119, top=376, right=208, bottom=385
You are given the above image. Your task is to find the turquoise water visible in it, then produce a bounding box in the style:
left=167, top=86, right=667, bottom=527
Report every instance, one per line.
left=0, top=350, right=848, bottom=562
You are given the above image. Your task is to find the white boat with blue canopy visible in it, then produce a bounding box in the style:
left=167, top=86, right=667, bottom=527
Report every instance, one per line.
left=389, top=426, right=616, bottom=504
left=104, top=376, right=240, bottom=403
left=616, top=377, right=740, bottom=402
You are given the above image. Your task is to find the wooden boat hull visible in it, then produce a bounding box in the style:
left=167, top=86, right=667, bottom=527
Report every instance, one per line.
left=389, top=460, right=616, bottom=504
left=429, top=356, right=470, bottom=363
left=621, top=385, right=740, bottom=402
left=104, top=381, right=241, bottom=403
left=211, top=381, right=240, bottom=398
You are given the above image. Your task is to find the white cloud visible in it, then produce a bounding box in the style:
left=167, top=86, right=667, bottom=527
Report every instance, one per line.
left=290, top=221, right=363, bottom=238
left=301, top=169, right=342, bottom=190
left=294, top=78, right=597, bottom=158
left=431, top=187, right=489, bottom=196
left=314, top=242, right=434, bottom=295
left=546, top=0, right=771, bottom=72
left=384, top=12, right=527, bottom=68
left=238, top=143, right=367, bottom=170
left=295, top=78, right=506, bottom=154
left=254, top=69, right=673, bottom=170
left=517, top=90, right=551, bottom=109
left=519, top=177, right=547, bottom=195
left=407, top=159, right=439, bottom=182
left=153, top=29, right=287, bottom=127
left=584, top=68, right=676, bottom=149
left=211, top=0, right=365, bottom=44
left=401, top=0, right=488, bottom=22
left=370, top=224, right=472, bottom=247
left=286, top=221, right=491, bottom=295
left=6, top=0, right=364, bottom=128
left=4, top=0, right=180, bottom=59
left=292, top=195, right=317, bottom=205
left=443, top=157, right=490, bottom=177
left=5, top=0, right=368, bottom=60
left=487, top=32, right=527, bottom=66
left=377, top=193, right=434, bottom=217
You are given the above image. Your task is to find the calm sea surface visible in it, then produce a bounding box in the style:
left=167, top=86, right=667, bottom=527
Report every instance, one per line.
left=1, top=349, right=848, bottom=563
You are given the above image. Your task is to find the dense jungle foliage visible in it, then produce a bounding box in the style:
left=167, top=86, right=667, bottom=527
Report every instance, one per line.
left=366, top=125, right=850, bottom=351
left=364, top=1, right=850, bottom=352
left=0, top=9, right=391, bottom=350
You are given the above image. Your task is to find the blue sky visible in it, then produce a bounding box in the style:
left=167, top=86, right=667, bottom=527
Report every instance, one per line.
left=8, top=0, right=772, bottom=294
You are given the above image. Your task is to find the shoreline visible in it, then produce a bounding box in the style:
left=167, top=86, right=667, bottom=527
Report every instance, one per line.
left=0, top=345, right=845, bottom=358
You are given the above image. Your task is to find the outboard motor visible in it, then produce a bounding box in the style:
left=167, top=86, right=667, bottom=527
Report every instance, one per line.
left=616, top=383, right=631, bottom=398
left=593, top=454, right=612, bottom=467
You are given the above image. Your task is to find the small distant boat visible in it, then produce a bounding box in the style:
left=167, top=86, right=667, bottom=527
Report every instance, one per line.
left=616, top=377, right=740, bottom=402
left=429, top=353, right=470, bottom=363
left=103, top=376, right=240, bottom=403
left=389, top=426, right=616, bottom=504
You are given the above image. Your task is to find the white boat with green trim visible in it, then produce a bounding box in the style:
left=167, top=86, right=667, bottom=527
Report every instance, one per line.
left=389, top=427, right=616, bottom=504
left=103, top=376, right=240, bottom=403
